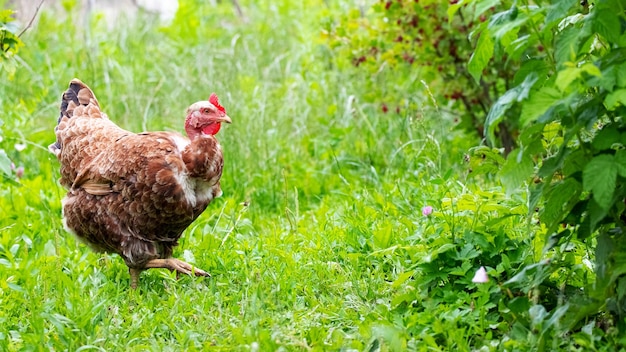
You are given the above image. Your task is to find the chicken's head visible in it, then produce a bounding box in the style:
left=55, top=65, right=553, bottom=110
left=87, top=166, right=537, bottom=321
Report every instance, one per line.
left=185, top=93, right=232, bottom=139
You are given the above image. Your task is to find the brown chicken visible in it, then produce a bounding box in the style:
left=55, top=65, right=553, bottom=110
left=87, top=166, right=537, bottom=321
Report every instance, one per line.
left=49, top=79, right=231, bottom=289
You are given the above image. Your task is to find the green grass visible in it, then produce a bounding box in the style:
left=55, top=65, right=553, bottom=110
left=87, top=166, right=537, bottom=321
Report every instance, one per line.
left=0, top=1, right=589, bottom=350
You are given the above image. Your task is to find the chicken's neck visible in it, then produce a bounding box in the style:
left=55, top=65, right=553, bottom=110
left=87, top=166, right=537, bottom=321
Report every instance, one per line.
left=184, top=118, right=200, bottom=140
left=185, top=127, right=202, bottom=140
left=182, top=136, right=222, bottom=181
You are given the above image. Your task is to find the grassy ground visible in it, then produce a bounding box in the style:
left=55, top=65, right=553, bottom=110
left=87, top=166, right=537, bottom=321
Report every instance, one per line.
left=0, top=1, right=545, bottom=350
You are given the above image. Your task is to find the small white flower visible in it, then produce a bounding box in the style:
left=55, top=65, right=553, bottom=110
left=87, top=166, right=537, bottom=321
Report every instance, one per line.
left=472, top=266, right=489, bottom=283
left=14, top=143, right=26, bottom=152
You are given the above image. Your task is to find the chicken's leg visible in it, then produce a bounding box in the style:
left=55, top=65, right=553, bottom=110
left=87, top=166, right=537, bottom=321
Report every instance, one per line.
left=129, top=268, right=142, bottom=289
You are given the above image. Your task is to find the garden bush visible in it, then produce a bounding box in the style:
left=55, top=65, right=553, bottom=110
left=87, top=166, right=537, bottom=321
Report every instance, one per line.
left=329, top=0, right=626, bottom=348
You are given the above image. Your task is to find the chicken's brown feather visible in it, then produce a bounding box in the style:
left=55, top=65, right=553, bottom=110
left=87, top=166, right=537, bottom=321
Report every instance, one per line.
left=50, top=79, right=225, bottom=270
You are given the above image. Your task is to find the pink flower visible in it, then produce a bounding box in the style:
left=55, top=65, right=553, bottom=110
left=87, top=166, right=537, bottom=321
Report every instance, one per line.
left=15, top=166, right=24, bottom=179
left=422, top=205, right=433, bottom=216
left=472, top=266, right=489, bottom=283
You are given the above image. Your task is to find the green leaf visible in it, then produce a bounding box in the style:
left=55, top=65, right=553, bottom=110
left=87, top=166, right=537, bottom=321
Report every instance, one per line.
left=454, top=243, right=481, bottom=262
left=591, top=125, right=622, bottom=151
left=0, top=9, right=17, bottom=23
left=485, top=74, right=538, bottom=144
left=583, top=154, right=617, bottom=210
left=592, top=6, right=621, bottom=44
left=499, top=24, right=521, bottom=49
left=498, top=148, right=534, bottom=192
left=519, top=123, right=546, bottom=155
left=520, top=87, right=561, bottom=127
left=615, top=149, right=626, bottom=177
left=484, top=90, right=518, bottom=144
left=447, top=1, right=465, bottom=23
left=537, top=103, right=568, bottom=125
left=572, top=95, right=604, bottom=127
left=542, top=304, right=570, bottom=334
left=596, top=65, right=618, bottom=91
left=563, top=148, right=591, bottom=177
left=517, top=72, right=538, bottom=101
left=468, top=27, right=494, bottom=82
left=514, top=59, right=550, bottom=86
left=555, top=27, right=581, bottom=67
left=421, top=243, right=456, bottom=263
left=609, top=255, right=626, bottom=286
left=508, top=296, right=531, bottom=314
left=493, top=17, right=527, bottom=43
left=505, top=34, right=534, bottom=61
left=541, top=178, right=582, bottom=229
left=587, top=198, right=609, bottom=233
left=604, top=89, right=626, bottom=110
left=596, top=232, right=614, bottom=282
left=0, top=149, right=12, bottom=176
left=592, top=126, right=621, bottom=151
left=391, top=271, right=414, bottom=289
left=505, top=261, right=550, bottom=287
left=581, top=62, right=601, bottom=77
left=539, top=145, right=570, bottom=178
left=473, top=0, right=501, bottom=21
left=617, top=62, right=626, bottom=87
left=556, top=66, right=581, bottom=91
left=591, top=49, right=626, bottom=90
left=529, top=183, right=545, bottom=216
left=545, top=0, right=577, bottom=26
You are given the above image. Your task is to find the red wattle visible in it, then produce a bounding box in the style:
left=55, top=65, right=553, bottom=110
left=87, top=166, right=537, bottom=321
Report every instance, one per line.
left=202, top=123, right=221, bottom=135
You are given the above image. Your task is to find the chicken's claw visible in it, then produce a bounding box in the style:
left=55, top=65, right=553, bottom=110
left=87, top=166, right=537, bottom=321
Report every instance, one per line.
left=129, top=258, right=210, bottom=289
left=145, top=258, right=210, bottom=277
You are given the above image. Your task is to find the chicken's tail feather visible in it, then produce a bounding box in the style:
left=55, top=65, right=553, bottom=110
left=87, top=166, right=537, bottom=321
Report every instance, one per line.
left=50, top=78, right=101, bottom=155
left=59, top=78, right=100, bottom=122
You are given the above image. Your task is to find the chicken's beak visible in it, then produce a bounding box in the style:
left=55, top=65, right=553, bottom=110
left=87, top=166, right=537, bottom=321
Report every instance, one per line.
left=219, top=115, right=232, bottom=124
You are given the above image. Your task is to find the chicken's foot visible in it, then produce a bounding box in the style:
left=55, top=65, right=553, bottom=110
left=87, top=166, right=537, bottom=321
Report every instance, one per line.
left=145, top=258, right=210, bottom=277
left=128, top=259, right=210, bottom=289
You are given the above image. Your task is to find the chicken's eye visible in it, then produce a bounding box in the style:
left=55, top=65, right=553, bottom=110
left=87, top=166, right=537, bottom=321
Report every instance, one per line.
left=202, top=108, right=210, bottom=114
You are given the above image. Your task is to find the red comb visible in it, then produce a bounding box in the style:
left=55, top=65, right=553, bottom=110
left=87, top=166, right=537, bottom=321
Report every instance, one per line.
left=209, top=93, right=226, bottom=113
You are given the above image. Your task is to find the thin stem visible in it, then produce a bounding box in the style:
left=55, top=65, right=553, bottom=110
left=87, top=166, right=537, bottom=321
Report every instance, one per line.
left=520, top=0, right=556, bottom=67
left=17, top=0, right=45, bottom=38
